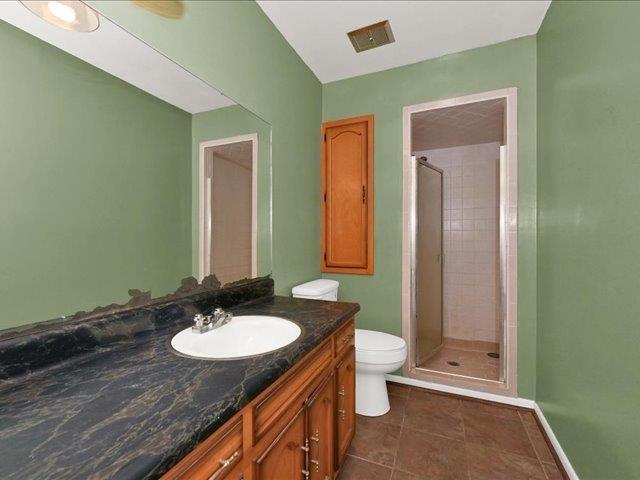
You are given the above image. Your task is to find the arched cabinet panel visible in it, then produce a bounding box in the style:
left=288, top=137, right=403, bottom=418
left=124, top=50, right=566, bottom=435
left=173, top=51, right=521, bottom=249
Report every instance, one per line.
left=321, top=115, right=374, bottom=274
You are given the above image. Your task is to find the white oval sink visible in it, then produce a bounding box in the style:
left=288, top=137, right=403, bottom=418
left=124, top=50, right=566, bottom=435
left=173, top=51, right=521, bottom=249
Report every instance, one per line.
left=170, top=315, right=301, bottom=359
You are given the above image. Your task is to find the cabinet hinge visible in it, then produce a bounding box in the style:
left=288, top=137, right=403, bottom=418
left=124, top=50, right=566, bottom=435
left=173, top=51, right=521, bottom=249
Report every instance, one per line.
left=323, top=192, right=326, bottom=202
left=324, top=252, right=327, bottom=261
left=324, top=133, right=326, bottom=142
left=362, top=185, right=366, bottom=204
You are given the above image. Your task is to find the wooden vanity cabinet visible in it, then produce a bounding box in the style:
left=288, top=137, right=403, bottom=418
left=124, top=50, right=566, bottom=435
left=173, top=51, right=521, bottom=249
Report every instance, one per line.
left=306, top=373, right=335, bottom=480
left=162, top=318, right=356, bottom=480
left=254, top=406, right=306, bottom=479
left=162, top=417, right=244, bottom=480
left=335, top=348, right=356, bottom=469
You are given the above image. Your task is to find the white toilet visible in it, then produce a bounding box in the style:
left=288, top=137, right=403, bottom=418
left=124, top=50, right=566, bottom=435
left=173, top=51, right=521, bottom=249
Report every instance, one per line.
left=291, top=279, right=408, bottom=417
left=354, top=329, right=407, bottom=416
left=291, top=279, right=339, bottom=301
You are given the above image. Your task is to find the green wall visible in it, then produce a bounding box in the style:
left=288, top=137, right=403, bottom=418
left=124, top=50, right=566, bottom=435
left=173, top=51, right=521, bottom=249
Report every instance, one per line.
left=0, top=20, right=192, bottom=329
left=537, top=2, right=640, bottom=478
left=322, top=37, right=538, bottom=399
left=192, top=106, right=272, bottom=276
left=91, top=0, right=323, bottom=295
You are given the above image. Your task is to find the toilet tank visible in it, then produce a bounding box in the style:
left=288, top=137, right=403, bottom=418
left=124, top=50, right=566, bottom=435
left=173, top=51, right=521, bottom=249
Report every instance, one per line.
left=291, top=279, right=339, bottom=301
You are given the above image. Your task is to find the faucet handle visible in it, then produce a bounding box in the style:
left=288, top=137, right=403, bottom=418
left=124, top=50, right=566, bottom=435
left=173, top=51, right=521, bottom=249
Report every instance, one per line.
left=193, top=313, right=206, bottom=330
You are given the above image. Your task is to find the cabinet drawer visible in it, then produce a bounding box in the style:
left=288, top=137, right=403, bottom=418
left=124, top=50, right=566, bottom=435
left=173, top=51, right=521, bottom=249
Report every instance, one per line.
left=334, top=319, right=355, bottom=359
left=254, top=340, right=332, bottom=440
left=164, top=418, right=243, bottom=480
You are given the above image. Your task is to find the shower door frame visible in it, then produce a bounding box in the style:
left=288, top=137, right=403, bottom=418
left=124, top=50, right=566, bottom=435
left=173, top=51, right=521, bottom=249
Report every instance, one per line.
left=401, top=88, right=518, bottom=397
left=414, top=158, right=444, bottom=365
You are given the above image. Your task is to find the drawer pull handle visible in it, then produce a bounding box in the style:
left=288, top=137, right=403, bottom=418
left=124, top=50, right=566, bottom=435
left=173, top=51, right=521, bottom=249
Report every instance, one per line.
left=208, top=450, right=240, bottom=480
left=302, top=469, right=310, bottom=479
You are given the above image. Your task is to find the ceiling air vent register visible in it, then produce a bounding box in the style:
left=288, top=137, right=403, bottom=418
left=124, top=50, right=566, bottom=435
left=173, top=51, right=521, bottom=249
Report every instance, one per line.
left=347, top=20, right=395, bottom=53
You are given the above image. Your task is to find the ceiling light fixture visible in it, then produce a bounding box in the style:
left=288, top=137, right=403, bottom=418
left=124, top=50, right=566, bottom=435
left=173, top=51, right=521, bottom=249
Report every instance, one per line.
left=21, top=1, right=100, bottom=32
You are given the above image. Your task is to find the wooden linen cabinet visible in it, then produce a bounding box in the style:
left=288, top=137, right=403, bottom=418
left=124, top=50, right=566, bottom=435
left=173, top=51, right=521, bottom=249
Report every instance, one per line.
left=321, top=115, right=374, bottom=275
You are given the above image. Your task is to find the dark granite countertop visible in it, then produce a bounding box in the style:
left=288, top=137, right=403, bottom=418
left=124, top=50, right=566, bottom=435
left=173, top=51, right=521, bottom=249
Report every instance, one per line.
left=0, top=295, right=359, bottom=480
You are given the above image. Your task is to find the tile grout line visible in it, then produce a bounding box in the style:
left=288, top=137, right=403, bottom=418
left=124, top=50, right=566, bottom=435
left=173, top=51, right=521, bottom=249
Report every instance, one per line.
left=345, top=453, right=394, bottom=471
left=519, top=410, right=553, bottom=480
left=392, top=390, right=410, bottom=478
left=459, top=401, right=473, bottom=480
left=392, top=399, right=406, bottom=472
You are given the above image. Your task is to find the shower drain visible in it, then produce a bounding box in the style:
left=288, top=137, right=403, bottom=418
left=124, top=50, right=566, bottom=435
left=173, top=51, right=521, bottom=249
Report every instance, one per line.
left=447, top=361, right=460, bottom=366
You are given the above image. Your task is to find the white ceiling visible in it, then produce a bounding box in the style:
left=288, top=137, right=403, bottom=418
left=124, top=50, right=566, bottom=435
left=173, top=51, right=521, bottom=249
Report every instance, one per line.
left=257, top=0, right=551, bottom=83
left=209, top=140, right=253, bottom=170
left=0, top=1, right=235, bottom=113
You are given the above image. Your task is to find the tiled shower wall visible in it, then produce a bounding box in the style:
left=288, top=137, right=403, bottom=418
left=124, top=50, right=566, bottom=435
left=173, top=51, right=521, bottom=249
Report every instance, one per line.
left=414, top=142, right=500, bottom=343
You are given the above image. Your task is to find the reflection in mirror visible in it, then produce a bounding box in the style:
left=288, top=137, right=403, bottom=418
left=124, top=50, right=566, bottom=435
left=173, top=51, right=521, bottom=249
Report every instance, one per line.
left=201, top=136, right=257, bottom=284
left=0, top=2, right=272, bottom=331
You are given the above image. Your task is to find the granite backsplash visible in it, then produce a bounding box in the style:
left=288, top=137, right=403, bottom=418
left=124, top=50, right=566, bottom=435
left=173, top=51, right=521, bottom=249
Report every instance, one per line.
left=0, top=276, right=274, bottom=380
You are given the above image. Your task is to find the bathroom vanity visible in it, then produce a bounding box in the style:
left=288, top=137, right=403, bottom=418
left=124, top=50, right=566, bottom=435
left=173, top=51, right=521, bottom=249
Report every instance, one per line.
left=164, top=316, right=355, bottom=480
left=0, top=278, right=359, bottom=479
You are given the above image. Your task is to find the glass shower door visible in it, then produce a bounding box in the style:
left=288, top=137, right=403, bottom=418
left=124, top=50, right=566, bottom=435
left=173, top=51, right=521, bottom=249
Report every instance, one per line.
left=415, top=159, right=443, bottom=366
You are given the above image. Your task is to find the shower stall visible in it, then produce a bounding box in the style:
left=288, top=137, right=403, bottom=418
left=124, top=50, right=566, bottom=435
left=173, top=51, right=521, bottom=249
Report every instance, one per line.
left=402, top=89, right=518, bottom=395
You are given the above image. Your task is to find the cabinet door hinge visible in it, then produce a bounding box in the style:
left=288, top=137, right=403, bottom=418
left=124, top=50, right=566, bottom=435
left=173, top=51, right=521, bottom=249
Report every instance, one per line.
left=323, top=192, right=326, bottom=202
left=362, top=185, right=366, bottom=204
left=324, top=252, right=327, bottom=261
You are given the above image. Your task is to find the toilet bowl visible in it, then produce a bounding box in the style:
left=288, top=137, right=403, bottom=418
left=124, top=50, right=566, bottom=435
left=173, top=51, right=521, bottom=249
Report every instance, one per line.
left=290, top=279, right=407, bottom=417
left=355, top=329, right=407, bottom=417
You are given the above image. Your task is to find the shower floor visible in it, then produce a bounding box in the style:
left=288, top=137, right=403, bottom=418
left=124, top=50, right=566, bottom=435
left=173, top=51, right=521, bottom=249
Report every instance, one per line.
left=419, top=337, right=500, bottom=381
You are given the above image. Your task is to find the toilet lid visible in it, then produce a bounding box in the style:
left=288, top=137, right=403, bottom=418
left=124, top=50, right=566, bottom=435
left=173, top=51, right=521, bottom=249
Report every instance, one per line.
left=355, top=329, right=406, bottom=352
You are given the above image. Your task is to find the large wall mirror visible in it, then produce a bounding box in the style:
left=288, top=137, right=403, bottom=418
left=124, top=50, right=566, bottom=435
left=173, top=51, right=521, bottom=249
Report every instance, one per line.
left=0, top=2, right=272, bottom=331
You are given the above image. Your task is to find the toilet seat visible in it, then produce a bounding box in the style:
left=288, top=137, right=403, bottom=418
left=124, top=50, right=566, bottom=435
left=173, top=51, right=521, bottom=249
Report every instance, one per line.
left=355, top=329, right=407, bottom=365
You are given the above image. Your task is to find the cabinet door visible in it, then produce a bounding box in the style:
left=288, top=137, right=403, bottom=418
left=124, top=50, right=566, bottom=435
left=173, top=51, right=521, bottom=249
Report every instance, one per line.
left=335, top=348, right=356, bottom=468
left=255, top=407, right=306, bottom=480
left=322, top=115, right=374, bottom=274
left=306, top=374, right=334, bottom=480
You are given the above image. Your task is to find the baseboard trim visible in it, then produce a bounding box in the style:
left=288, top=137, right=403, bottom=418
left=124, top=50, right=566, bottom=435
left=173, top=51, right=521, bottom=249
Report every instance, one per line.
left=534, top=403, right=579, bottom=479
left=385, top=374, right=535, bottom=408
left=386, top=374, right=579, bottom=479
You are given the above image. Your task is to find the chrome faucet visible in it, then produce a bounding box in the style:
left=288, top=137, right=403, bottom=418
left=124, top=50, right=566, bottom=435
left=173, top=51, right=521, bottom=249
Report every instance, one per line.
left=192, top=307, right=233, bottom=333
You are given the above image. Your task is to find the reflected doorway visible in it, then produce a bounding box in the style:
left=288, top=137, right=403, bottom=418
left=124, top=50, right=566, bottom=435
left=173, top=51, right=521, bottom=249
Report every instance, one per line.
left=199, top=134, right=258, bottom=285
